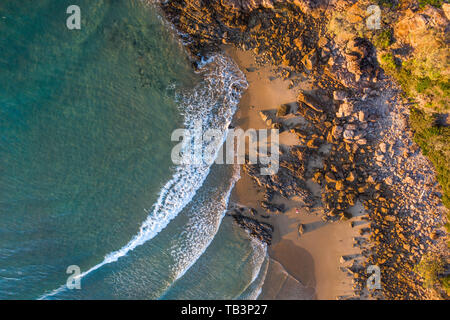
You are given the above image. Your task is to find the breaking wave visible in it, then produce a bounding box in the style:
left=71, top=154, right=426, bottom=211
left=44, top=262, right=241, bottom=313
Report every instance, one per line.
left=236, top=239, right=268, bottom=300
left=167, top=164, right=241, bottom=283
left=39, top=54, right=247, bottom=299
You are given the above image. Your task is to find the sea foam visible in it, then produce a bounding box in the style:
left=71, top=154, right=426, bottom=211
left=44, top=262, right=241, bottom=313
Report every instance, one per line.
left=38, top=54, right=247, bottom=299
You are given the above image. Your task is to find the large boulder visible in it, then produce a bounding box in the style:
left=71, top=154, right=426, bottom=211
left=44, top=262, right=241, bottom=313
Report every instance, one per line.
left=276, top=104, right=290, bottom=117
left=298, top=92, right=325, bottom=113
left=443, top=3, right=450, bottom=20
left=336, top=102, right=354, bottom=117
left=344, top=37, right=378, bottom=81
left=259, top=110, right=269, bottom=122
left=221, top=0, right=328, bottom=15
left=302, top=48, right=317, bottom=71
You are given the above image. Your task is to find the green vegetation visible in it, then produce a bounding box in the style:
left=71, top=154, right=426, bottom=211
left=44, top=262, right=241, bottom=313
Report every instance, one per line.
left=376, top=0, right=447, bottom=9
left=378, top=11, right=450, bottom=287
left=379, top=56, right=449, bottom=111
left=330, top=0, right=450, bottom=298
left=378, top=44, right=449, bottom=220
left=380, top=52, right=399, bottom=71
left=418, top=0, right=446, bottom=8
left=374, top=0, right=450, bottom=112
left=414, top=253, right=449, bottom=298
left=373, top=0, right=449, bottom=223
left=416, top=77, right=433, bottom=93
left=442, top=275, right=450, bottom=295
left=414, top=253, right=445, bottom=289
left=376, top=0, right=397, bottom=8
left=328, top=0, right=449, bottom=298
left=374, top=29, right=393, bottom=49
left=409, top=108, right=450, bottom=209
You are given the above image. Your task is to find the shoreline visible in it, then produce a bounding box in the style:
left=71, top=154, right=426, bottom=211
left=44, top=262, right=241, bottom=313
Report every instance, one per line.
left=227, top=48, right=361, bottom=300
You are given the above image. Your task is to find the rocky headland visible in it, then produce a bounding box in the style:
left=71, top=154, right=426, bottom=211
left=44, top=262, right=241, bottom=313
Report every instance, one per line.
left=157, top=0, right=449, bottom=299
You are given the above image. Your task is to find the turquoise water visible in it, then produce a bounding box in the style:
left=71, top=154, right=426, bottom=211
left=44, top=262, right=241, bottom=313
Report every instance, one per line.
left=0, top=0, right=266, bottom=299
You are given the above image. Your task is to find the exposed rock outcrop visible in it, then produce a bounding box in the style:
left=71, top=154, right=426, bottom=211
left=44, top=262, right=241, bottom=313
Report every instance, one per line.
left=159, top=0, right=449, bottom=300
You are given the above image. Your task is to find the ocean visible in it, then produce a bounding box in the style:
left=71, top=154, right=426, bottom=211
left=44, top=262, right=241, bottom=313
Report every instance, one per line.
left=0, top=0, right=267, bottom=299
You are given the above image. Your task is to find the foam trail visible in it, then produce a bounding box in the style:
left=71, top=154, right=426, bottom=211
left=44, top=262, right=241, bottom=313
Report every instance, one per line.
left=167, top=164, right=240, bottom=284
left=243, top=259, right=269, bottom=300
left=38, top=55, right=247, bottom=300
left=235, top=238, right=268, bottom=300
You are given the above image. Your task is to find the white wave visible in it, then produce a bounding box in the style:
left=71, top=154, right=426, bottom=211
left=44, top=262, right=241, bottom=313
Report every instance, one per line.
left=249, top=259, right=269, bottom=300
left=235, top=239, right=268, bottom=300
left=166, top=164, right=240, bottom=285
left=38, top=54, right=247, bottom=300
left=249, top=238, right=268, bottom=284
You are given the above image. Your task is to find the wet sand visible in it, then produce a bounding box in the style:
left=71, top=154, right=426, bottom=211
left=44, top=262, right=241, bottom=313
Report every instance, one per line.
left=226, top=47, right=363, bottom=300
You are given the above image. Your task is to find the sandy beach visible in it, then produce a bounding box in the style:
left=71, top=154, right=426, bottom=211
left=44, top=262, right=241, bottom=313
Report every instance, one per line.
left=227, top=47, right=365, bottom=300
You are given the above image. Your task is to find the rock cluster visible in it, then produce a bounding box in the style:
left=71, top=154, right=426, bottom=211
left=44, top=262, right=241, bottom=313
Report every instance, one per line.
left=161, top=0, right=322, bottom=70
left=159, top=0, right=449, bottom=300
left=228, top=209, right=274, bottom=245
left=243, top=145, right=314, bottom=208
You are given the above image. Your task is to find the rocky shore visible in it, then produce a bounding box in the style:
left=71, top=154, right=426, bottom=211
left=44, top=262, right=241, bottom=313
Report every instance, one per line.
left=157, top=0, right=449, bottom=299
